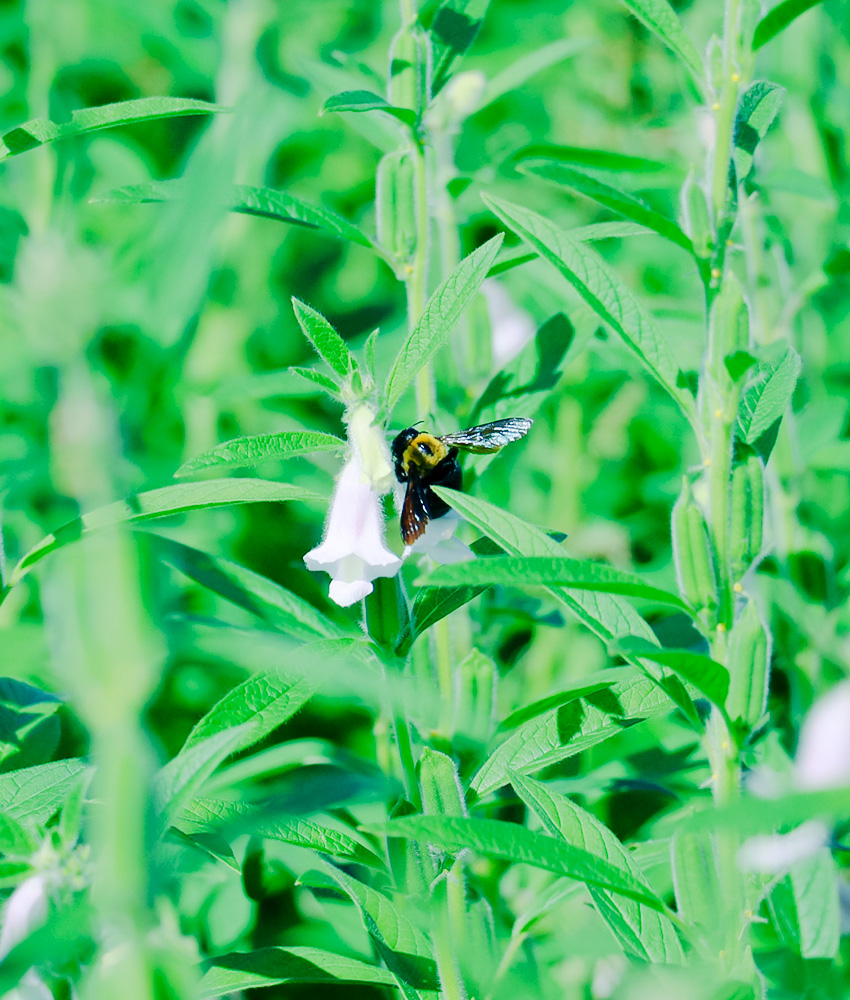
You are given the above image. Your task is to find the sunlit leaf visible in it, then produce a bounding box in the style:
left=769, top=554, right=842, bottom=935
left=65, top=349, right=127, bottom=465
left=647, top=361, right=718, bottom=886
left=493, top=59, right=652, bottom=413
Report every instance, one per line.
left=7, top=480, right=320, bottom=589
left=380, top=815, right=668, bottom=910
left=513, top=773, right=684, bottom=961
left=291, top=299, right=358, bottom=382
left=0, top=760, right=90, bottom=825
left=737, top=347, right=802, bottom=445
left=619, top=0, right=703, bottom=86
left=384, top=234, right=503, bottom=411
left=175, top=430, right=345, bottom=477
left=0, top=97, right=223, bottom=159
left=322, top=90, right=415, bottom=127
left=198, top=947, right=397, bottom=999
left=482, top=194, right=697, bottom=424
left=733, top=82, right=784, bottom=180
left=752, top=0, right=826, bottom=50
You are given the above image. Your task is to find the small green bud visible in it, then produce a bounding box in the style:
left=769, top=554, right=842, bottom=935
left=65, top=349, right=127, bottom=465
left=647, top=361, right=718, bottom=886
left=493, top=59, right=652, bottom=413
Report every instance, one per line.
left=708, top=272, right=749, bottom=378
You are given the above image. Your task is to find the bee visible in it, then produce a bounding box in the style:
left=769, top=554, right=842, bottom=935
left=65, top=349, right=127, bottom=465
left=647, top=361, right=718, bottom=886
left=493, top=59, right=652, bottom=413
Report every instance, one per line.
left=391, top=417, right=533, bottom=545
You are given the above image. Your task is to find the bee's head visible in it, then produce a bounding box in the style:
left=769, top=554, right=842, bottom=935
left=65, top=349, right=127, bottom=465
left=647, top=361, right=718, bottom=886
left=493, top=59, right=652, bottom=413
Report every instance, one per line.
left=391, top=427, right=420, bottom=463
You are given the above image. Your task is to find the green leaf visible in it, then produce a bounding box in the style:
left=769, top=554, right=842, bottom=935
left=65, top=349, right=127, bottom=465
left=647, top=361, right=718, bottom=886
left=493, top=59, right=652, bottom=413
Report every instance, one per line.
left=179, top=798, right=384, bottom=868
left=427, top=0, right=491, bottom=94
left=472, top=673, right=671, bottom=796
left=0, top=812, right=39, bottom=856
left=616, top=638, right=730, bottom=709
left=150, top=535, right=346, bottom=641
left=396, top=581, right=488, bottom=655
left=0, top=97, right=223, bottom=159
left=291, top=299, right=358, bottom=382
left=512, top=143, right=678, bottom=176
left=429, top=488, right=660, bottom=649
left=380, top=815, right=668, bottom=911
left=518, top=161, right=695, bottom=256
left=154, top=724, right=255, bottom=820
left=288, top=367, right=343, bottom=397
left=737, top=347, right=802, bottom=445
left=0, top=760, right=90, bottom=825
left=752, top=0, right=826, bottom=50
left=384, top=234, right=503, bottom=411
left=423, top=556, right=695, bottom=615
left=513, top=773, right=684, bottom=962
left=320, top=866, right=439, bottom=997
left=482, top=194, right=697, bottom=423
left=198, top=947, right=397, bottom=1000
left=733, top=82, right=784, bottom=180
left=8, top=480, right=320, bottom=589
left=97, top=180, right=377, bottom=250
left=481, top=39, right=591, bottom=108
left=791, top=848, right=840, bottom=959
left=321, top=90, right=415, bottom=127
left=619, top=0, right=704, bottom=86
left=175, top=430, right=345, bottom=477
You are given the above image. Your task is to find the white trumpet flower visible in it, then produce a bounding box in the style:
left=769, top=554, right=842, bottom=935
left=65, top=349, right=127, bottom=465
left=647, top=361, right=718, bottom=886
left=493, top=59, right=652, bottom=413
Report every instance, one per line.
left=304, top=407, right=402, bottom=607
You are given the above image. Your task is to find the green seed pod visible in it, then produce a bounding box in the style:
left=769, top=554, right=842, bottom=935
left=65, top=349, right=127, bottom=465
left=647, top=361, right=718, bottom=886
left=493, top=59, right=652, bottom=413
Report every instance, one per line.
left=419, top=746, right=467, bottom=818
left=680, top=169, right=712, bottom=258
left=727, top=598, right=770, bottom=731
left=387, top=22, right=431, bottom=115
left=730, top=454, right=765, bottom=581
left=376, top=148, right=417, bottom=263
left=672, top=478, right=719, bottom=619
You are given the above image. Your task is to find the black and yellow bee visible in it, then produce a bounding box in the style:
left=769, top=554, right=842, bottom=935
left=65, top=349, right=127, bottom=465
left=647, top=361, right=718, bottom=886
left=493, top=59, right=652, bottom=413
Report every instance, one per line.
left=391, top=418, right=533, bottom=545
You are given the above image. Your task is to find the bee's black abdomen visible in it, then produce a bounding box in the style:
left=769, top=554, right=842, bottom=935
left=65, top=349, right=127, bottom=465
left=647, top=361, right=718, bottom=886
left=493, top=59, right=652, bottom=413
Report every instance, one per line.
left=421, top=449, right=461, bottom=518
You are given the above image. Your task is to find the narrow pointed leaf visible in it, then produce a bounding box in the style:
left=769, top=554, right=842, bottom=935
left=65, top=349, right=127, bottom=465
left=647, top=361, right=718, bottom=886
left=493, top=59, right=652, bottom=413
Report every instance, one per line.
left=513, top=773, right=684, bottom=962
left=322, top=90, right=415, bottom=127
left=519, top=160, right=694, bottom=254
left=512, top=143, right=677, bottom=176
left=423, top=556, right=695, bottom=615
left=380, top=815, right=668, bottom=911
left=430, top=487, right=660, bottom=648
left=291, top=299, right=358, bottom=381
left=385, top=234, right=503, bottom=411
left=619, top=0, right=703, bottom=86
left=737, top=347, right=802, bottom=445
left=150, top=535, right=346, bottom=641
left=180, top=798, right=384, bottom=868
left=616, top=639, right=730, bottom=709
left=176, top=431, right=344, bottom=477
left=97, top=180, right=377, bottom=250
left=483, top=194, right=696, bottom=422
left=733, top=82, right=784, bottom=180
left=790, top=848, right=840, bottom=959
left=471, top=673, right=670, bottom=795
left=199, top=947, right=397, bottom=999
left=9, top=480, right=320, bottom=587
left=0, top=97, right=222, bottom=159
left=428, top=0, right=491, bottom=94
left=321, top=866, right=439, bottom=997
left=753, top=0, right=826, bottom=50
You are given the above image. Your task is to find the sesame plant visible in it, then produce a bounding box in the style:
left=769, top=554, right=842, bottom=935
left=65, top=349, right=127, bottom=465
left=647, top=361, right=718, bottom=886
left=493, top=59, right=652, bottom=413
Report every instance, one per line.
left=0, top=1, right=848, bottom=999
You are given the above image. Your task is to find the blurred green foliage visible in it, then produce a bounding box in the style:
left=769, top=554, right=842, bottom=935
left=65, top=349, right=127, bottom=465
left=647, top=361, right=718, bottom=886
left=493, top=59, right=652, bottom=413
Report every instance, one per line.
left=2, top=0, right=850, bottom=998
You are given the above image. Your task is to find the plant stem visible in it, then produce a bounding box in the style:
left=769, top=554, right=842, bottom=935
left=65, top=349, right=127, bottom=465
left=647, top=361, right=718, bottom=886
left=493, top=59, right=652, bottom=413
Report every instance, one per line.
left=711, top=0, right=742, bottom=219
left=408, top=138, right=434, bottom=417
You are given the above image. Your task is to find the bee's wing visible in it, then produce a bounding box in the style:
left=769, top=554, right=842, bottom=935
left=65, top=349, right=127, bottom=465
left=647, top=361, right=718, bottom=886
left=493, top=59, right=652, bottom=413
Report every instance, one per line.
left=440, top=417, right=533, bottom=454
left=400, top=476, right=431, bottom=545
